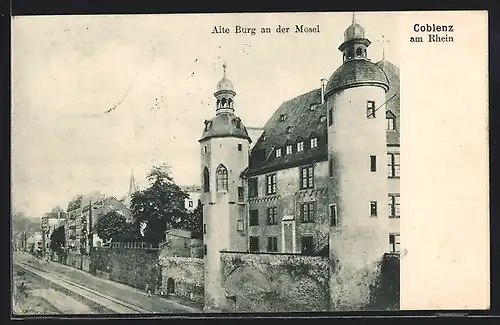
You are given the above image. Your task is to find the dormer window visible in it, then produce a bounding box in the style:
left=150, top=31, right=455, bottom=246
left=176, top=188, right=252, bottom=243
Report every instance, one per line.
left=297, top=141, right=304, bottom=152
left=233, top=117, right=241, bottom=129
left=280, top=114, right=286, bottom=122
left=310, top=137, right=318, bottom=149
left=310, top=103, right=318, bottom=111
left=286, top=126, right=293, bottom=134
left=286, top=144, right=293, bottom=155
left=386, top=110, right=396, bottom=130
left=275, top=148, right=282, bottom=158
left=205, top=121, right=212, bottom=131
left=319, top=115, right=326, bottom=123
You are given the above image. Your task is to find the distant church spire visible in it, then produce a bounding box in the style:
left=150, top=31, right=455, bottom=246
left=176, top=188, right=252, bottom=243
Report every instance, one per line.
left=129, top=169, right=138, bottom=194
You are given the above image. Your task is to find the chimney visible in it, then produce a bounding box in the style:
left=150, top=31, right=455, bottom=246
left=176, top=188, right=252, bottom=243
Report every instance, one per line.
left=320, top=79, right=328, bottom=104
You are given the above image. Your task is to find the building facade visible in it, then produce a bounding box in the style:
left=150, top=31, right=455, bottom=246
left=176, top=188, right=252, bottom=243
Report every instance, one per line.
left=179, top=185, right=202, bottom=212
left=200, top=17, right=400, bottom=310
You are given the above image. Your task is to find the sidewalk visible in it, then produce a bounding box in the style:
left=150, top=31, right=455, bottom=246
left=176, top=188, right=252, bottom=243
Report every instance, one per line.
left=14, top=253, right=202, bottom=313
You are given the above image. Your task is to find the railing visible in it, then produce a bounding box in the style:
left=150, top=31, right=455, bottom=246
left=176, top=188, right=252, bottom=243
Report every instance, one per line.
left=110, top=242, right=160, bottom=250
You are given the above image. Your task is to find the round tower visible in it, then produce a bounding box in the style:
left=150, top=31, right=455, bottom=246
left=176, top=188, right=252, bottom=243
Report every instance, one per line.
left=199, top=63, right=251, bottom=311
left=325, top=15, right=390, bottom=310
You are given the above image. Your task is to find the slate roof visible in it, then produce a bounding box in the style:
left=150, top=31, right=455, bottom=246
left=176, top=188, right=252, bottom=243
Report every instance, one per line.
left=199, top=112, right=252, bottom=143
left=324, top=59, right=389, bottom=96
left=247, top=88, right=328, bottom=176
left=376, top=59, right=400, bottom=146
left=246, top=59, right=400, bottom=176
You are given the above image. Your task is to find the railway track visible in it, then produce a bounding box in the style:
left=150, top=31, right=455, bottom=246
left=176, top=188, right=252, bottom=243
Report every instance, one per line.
left=13, top=261, right=153, bottom=314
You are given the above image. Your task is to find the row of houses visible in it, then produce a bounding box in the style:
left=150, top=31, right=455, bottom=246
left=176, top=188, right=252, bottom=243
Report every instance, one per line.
left=29, top=172, right=203, bottom=262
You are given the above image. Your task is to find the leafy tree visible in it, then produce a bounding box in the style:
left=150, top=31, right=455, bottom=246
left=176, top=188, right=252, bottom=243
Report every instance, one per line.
left=130, top=163, right=190, bottom=244
left=113, top=222, right=142, bottom=242
left=50, top=226, right=65, bottom=252
left=96, top=211, right=127, bottom=242
left=179, top=200, right=203, bottom=234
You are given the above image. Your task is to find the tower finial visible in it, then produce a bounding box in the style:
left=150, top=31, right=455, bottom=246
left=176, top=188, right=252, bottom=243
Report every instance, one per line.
left=222, top=62, right=227, bottom=78
left=352, top=12, right=356, bottom=24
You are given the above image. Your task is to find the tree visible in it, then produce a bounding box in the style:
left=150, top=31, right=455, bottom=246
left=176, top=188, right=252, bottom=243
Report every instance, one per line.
left=113, top=222, right=142, bottom=242
left=50, top=226, right=65, bottom=252
left=179, top=200, right=203, bottom=235
left=130, top=163, right=190, bottom=244
left=96, top=211, right=127, bottom=242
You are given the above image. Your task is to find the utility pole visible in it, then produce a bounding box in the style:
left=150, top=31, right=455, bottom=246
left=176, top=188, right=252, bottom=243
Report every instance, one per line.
left=88, top=199, right=94, bottom=274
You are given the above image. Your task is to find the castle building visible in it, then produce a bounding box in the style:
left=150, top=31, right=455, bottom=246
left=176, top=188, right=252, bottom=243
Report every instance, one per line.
left=200, top=17, right=400, bottom=311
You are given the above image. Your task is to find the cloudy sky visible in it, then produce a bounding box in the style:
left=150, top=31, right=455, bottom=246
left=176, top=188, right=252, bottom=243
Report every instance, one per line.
left=11, top=12, right=399, bottom=217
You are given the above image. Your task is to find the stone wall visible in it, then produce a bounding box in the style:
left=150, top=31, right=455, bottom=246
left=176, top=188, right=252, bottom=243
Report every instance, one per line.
left=91, top=247, right=160, bottom=291
left=158, top=255, right=204, bottom=304
left=220, top=251, right=330, bottom=312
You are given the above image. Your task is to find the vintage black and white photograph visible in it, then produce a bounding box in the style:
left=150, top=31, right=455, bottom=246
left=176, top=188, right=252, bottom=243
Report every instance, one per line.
left=11, top=11, right=403, bottom=315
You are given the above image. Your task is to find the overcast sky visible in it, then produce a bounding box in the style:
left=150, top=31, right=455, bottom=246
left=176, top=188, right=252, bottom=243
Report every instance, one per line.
left=11, top=12, right=399, bottom=217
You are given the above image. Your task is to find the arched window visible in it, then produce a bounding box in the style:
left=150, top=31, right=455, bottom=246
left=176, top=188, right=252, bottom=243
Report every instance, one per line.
left=221, top=98, right=227, bottom=108
left=347, top=49, right=354, bottom=60
left=228, top=98, right=233, bottom=108
left=216, top=164, right=228, bottom=191
left=356, top=47, right=363, bottom=57
left=216, top=99, right=221, bottom=108
left=203, top=167, right=210, bottom=192
left=167, top=277, right=175, bottom=294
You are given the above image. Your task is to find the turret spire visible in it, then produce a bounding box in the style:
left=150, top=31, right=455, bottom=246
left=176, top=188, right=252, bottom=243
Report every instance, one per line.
left=129, top=169, right=138, bottom=194
left=352, top=12, right=356, bottom=24
left=223, top=62, right=227, bottom=78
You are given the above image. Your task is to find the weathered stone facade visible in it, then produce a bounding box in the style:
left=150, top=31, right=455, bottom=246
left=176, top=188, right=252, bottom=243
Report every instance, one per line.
left=220, top=251, right=330, bottom=312
left=158, top=256, right=204, bottom=305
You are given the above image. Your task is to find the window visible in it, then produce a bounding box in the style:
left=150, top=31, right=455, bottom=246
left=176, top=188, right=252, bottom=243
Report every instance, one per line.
left=319, top=115, right=326, bottom=123
left=328, top=108, right=333, bottom=126
left=238, top=186, right=244, bottom=202
left=310, top=137, right=318, bottom=148
left=330, top=204, right=338, bottom=226
left=287, top=126, right=293, bottom=134
left=203, top=224, right=207, bottom=234
left=329, top=158, right=334, bottom=177
left=300, top=166, right=314, bottom=189
left=237, top=220, right=244, bottom=231
left=267, top=236, right=278, bottom=252
left=310, top=103, right=317, bottom=111
left=280, top=114, right=286, bottom=122
left=301, top=202, right=315, bottom=223
left=367, top=101, right=376, bottom=118
left=297, top=141, right=304, bottom=152
left=216, top=164, right=228, bottom=191
left=370, top=155, right=377, bottom=172
left=238, top=143, right=242, bottom=151
left=267, top=207, right=278, bottom=225
left=389, top=233, right=400, bottom=253
left=356, top=47, right=363, bottom=57
left=266, top=174, right=277, bottom=195
left=387, top=117, right=395, bottom=130
left=204, top=244, right=207, bottom=256
left=370, top=201, right=378, bottom=217
left=248, top=177, right=258, bottom=198
left=301, top=236, right=314, bottom=255
left=389, top=194, right=400, bottom=218
left=249, top=236, right=259, bottom=252
left=188, top=200, right=193, bottom=207
left=203, top=167, right=210, bottom=192
left=249, top=209, right=259, bottom=226
left=203, top=145, right=208, bottom=154
left=286, top=145, right=293, bottom=155
left=275, top=148, right=282, bottom=158
left=388, top=153, right=400, bottom=178
left=205, top=121, right=212, bottom=131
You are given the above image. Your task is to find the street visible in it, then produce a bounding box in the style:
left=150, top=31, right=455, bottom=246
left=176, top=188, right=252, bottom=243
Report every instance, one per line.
left=12, top=252, right=202, bottom=315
